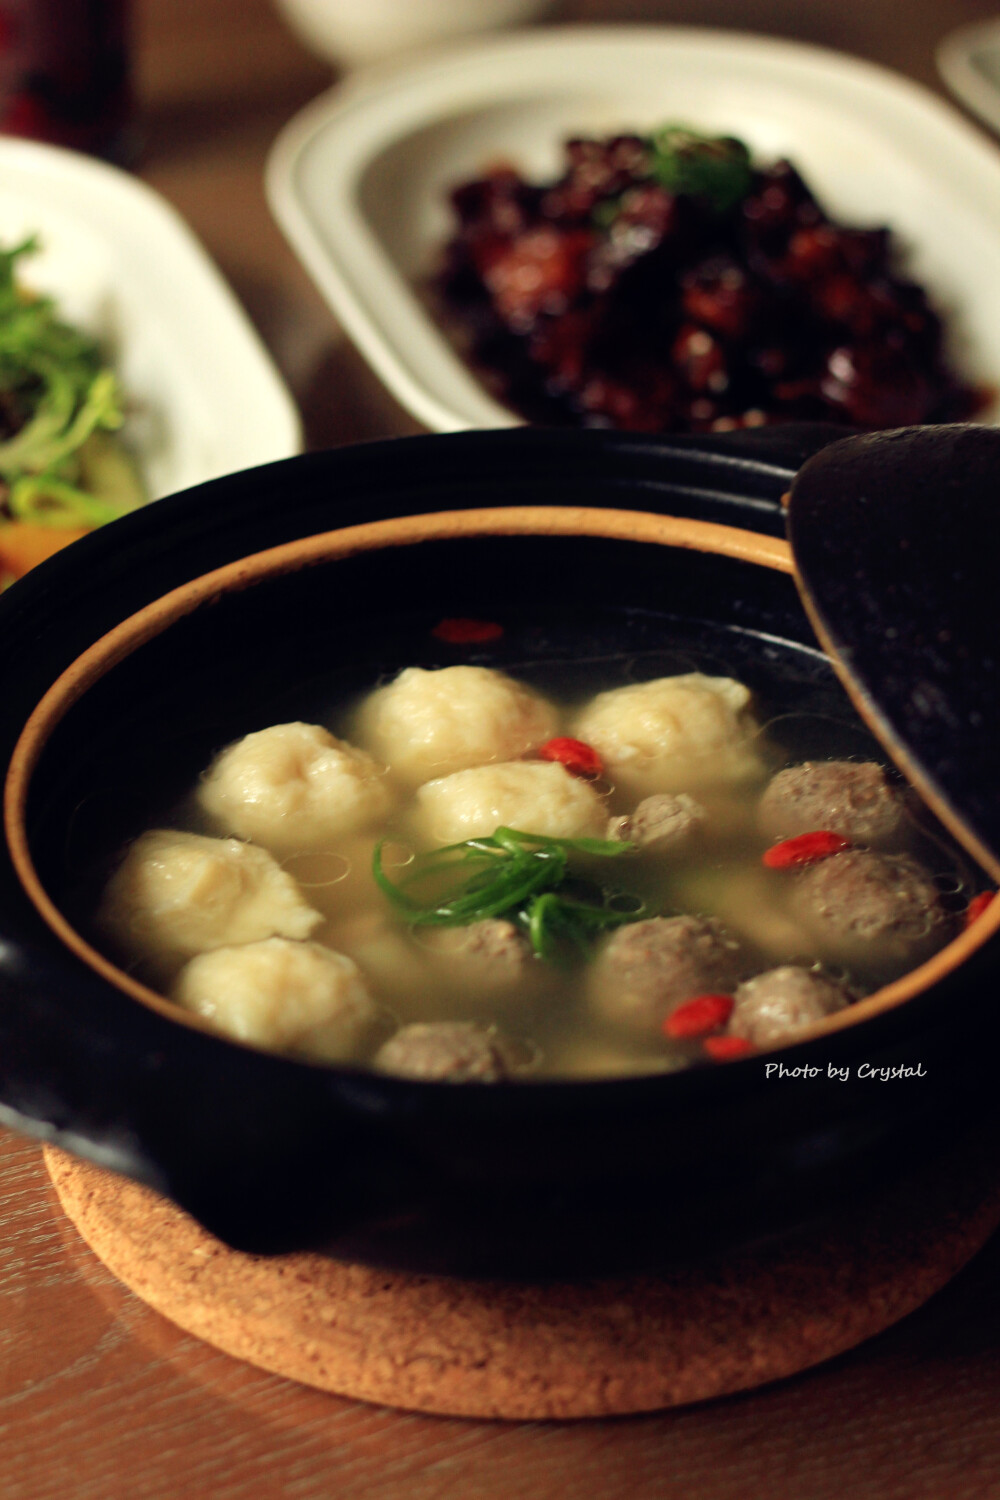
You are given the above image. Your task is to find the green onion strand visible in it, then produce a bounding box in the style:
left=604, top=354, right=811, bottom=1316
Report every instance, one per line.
left=373, top=827, right=648, bottom=964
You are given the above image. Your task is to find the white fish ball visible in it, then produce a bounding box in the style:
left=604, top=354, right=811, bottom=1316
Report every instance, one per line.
left=173, top=937, right=376, bottom=1058
left=572, top=672, right=759, bottom=795
left=416, top=759, right=607, bottom=844
left=98, top=829, right=322, bottom=972
left=356, top=665, right=558, bottom=786
left=198, top=721, right=394, bottom=850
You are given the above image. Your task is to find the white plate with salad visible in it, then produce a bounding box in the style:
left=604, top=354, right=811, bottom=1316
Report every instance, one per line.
left=0, top=137, right=301, bottom=585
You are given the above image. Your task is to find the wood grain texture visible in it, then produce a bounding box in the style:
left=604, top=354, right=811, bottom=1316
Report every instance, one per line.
left=3, top=1128, right=1000, bottom=1497
left=42, top=1139, right=1000, bottom=1420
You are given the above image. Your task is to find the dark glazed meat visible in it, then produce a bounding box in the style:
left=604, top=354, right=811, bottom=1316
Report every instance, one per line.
left=758, top=760, right=904, bottom=845
left=607, top=793, right=706, bottom=851
left=730, top=965, right=852, bottom=1046
left=438, top=131, right=982, bottom=434
left=589, top=914, right=742, bottom=1032
left=375, top=1022, right=516, bottom=1082
left=790, top=849, right=952, bottom=959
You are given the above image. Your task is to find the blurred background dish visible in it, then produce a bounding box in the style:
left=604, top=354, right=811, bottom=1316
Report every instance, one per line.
left=272, top=0, right=562, bottom=70
left=432, top=125, right=984, bottom=434
left=938, top=18, right=1000, bottom=136
left=267, top=26, right=1000, bottom=435
left=0, top=0, right=136, bottom=162
left=0, top=135, right=301, bottom=535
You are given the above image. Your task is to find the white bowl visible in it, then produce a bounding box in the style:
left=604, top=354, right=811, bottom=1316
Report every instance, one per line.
left=273, top=0, right=560, bottom=69
left=0, top=137, right=301, bottom=500
left=267, top=25, right=1000, bottom=434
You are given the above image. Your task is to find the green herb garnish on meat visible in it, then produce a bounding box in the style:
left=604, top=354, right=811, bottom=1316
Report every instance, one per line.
left=649, top=126, right=753, bottom=213
left=0, top=236, right=144, bottom=532
left=591, top=195, right=624, bottom=231
left=373, top=827, right=649, bottom=964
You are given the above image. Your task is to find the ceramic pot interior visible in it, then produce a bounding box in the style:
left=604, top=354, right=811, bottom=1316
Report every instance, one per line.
left=12, top=506, right=996, bottom=1050
left=23, top=517, right=797, bottom=900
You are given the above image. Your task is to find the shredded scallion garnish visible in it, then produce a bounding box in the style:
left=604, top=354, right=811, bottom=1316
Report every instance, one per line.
left=648, top=127, right=753, bottom=214
left=373, top=827, right=649, bottom=965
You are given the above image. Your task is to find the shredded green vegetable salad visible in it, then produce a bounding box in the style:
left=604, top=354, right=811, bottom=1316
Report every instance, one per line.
left=0, top=235, right=144, bottom=538
left=373, top=827, right=650, bottom=965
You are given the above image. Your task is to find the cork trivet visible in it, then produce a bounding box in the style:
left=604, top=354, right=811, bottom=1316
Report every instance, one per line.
left=44, top=1142, right=1000, bottom=1420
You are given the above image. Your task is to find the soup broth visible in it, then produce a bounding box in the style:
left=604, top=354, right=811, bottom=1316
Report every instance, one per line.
left=85, top=609, right=978, bottom=1080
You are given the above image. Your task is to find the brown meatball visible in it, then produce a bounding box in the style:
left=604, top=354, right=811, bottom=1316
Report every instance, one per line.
left=758, top=760, right=904, bottom=846
left=374, top=1022, right=516, bottom=1082
left=461, top=918, right=532, bottom=979
left=730, top=966, right=852, bottom=1047
left=607, top=793, right=707, bottom=851
left=589, top=914, right=742, bottom=1033
left=419, top=918, right=534, bottom=996
left=790, top=849, right=951, bottom=961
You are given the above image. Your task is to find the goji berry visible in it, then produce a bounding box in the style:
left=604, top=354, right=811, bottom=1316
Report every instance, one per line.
left=703, top=1035, right=754, bottom=1061
left=537, top=737, right=604, bottom=779
left=663, top=994, right=734, bottom=1039
left=964, top=891, right=995, bottom=929
left=431, top=618, right=503, bottom=644
left=762, top=830, right=852, bottom=869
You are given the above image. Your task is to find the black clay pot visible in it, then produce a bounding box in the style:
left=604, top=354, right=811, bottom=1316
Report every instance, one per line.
left=1, top=425, right=998, bottom=1278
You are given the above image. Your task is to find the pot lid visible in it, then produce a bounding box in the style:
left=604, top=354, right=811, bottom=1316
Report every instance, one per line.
left=786, top=423, right=1000, bottom=884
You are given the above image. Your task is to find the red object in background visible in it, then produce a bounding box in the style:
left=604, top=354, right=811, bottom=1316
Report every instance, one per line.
left=0, top=0, right=133, bottom=161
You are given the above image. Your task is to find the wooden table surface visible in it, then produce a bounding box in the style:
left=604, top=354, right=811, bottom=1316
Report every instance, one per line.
left=5, top=0, right=1000, bottom=1493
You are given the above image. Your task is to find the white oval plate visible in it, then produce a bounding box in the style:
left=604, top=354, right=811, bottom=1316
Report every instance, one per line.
left=267, top=25, right=1000, bottom=434
left=0, top=136, right=301, bottom=500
